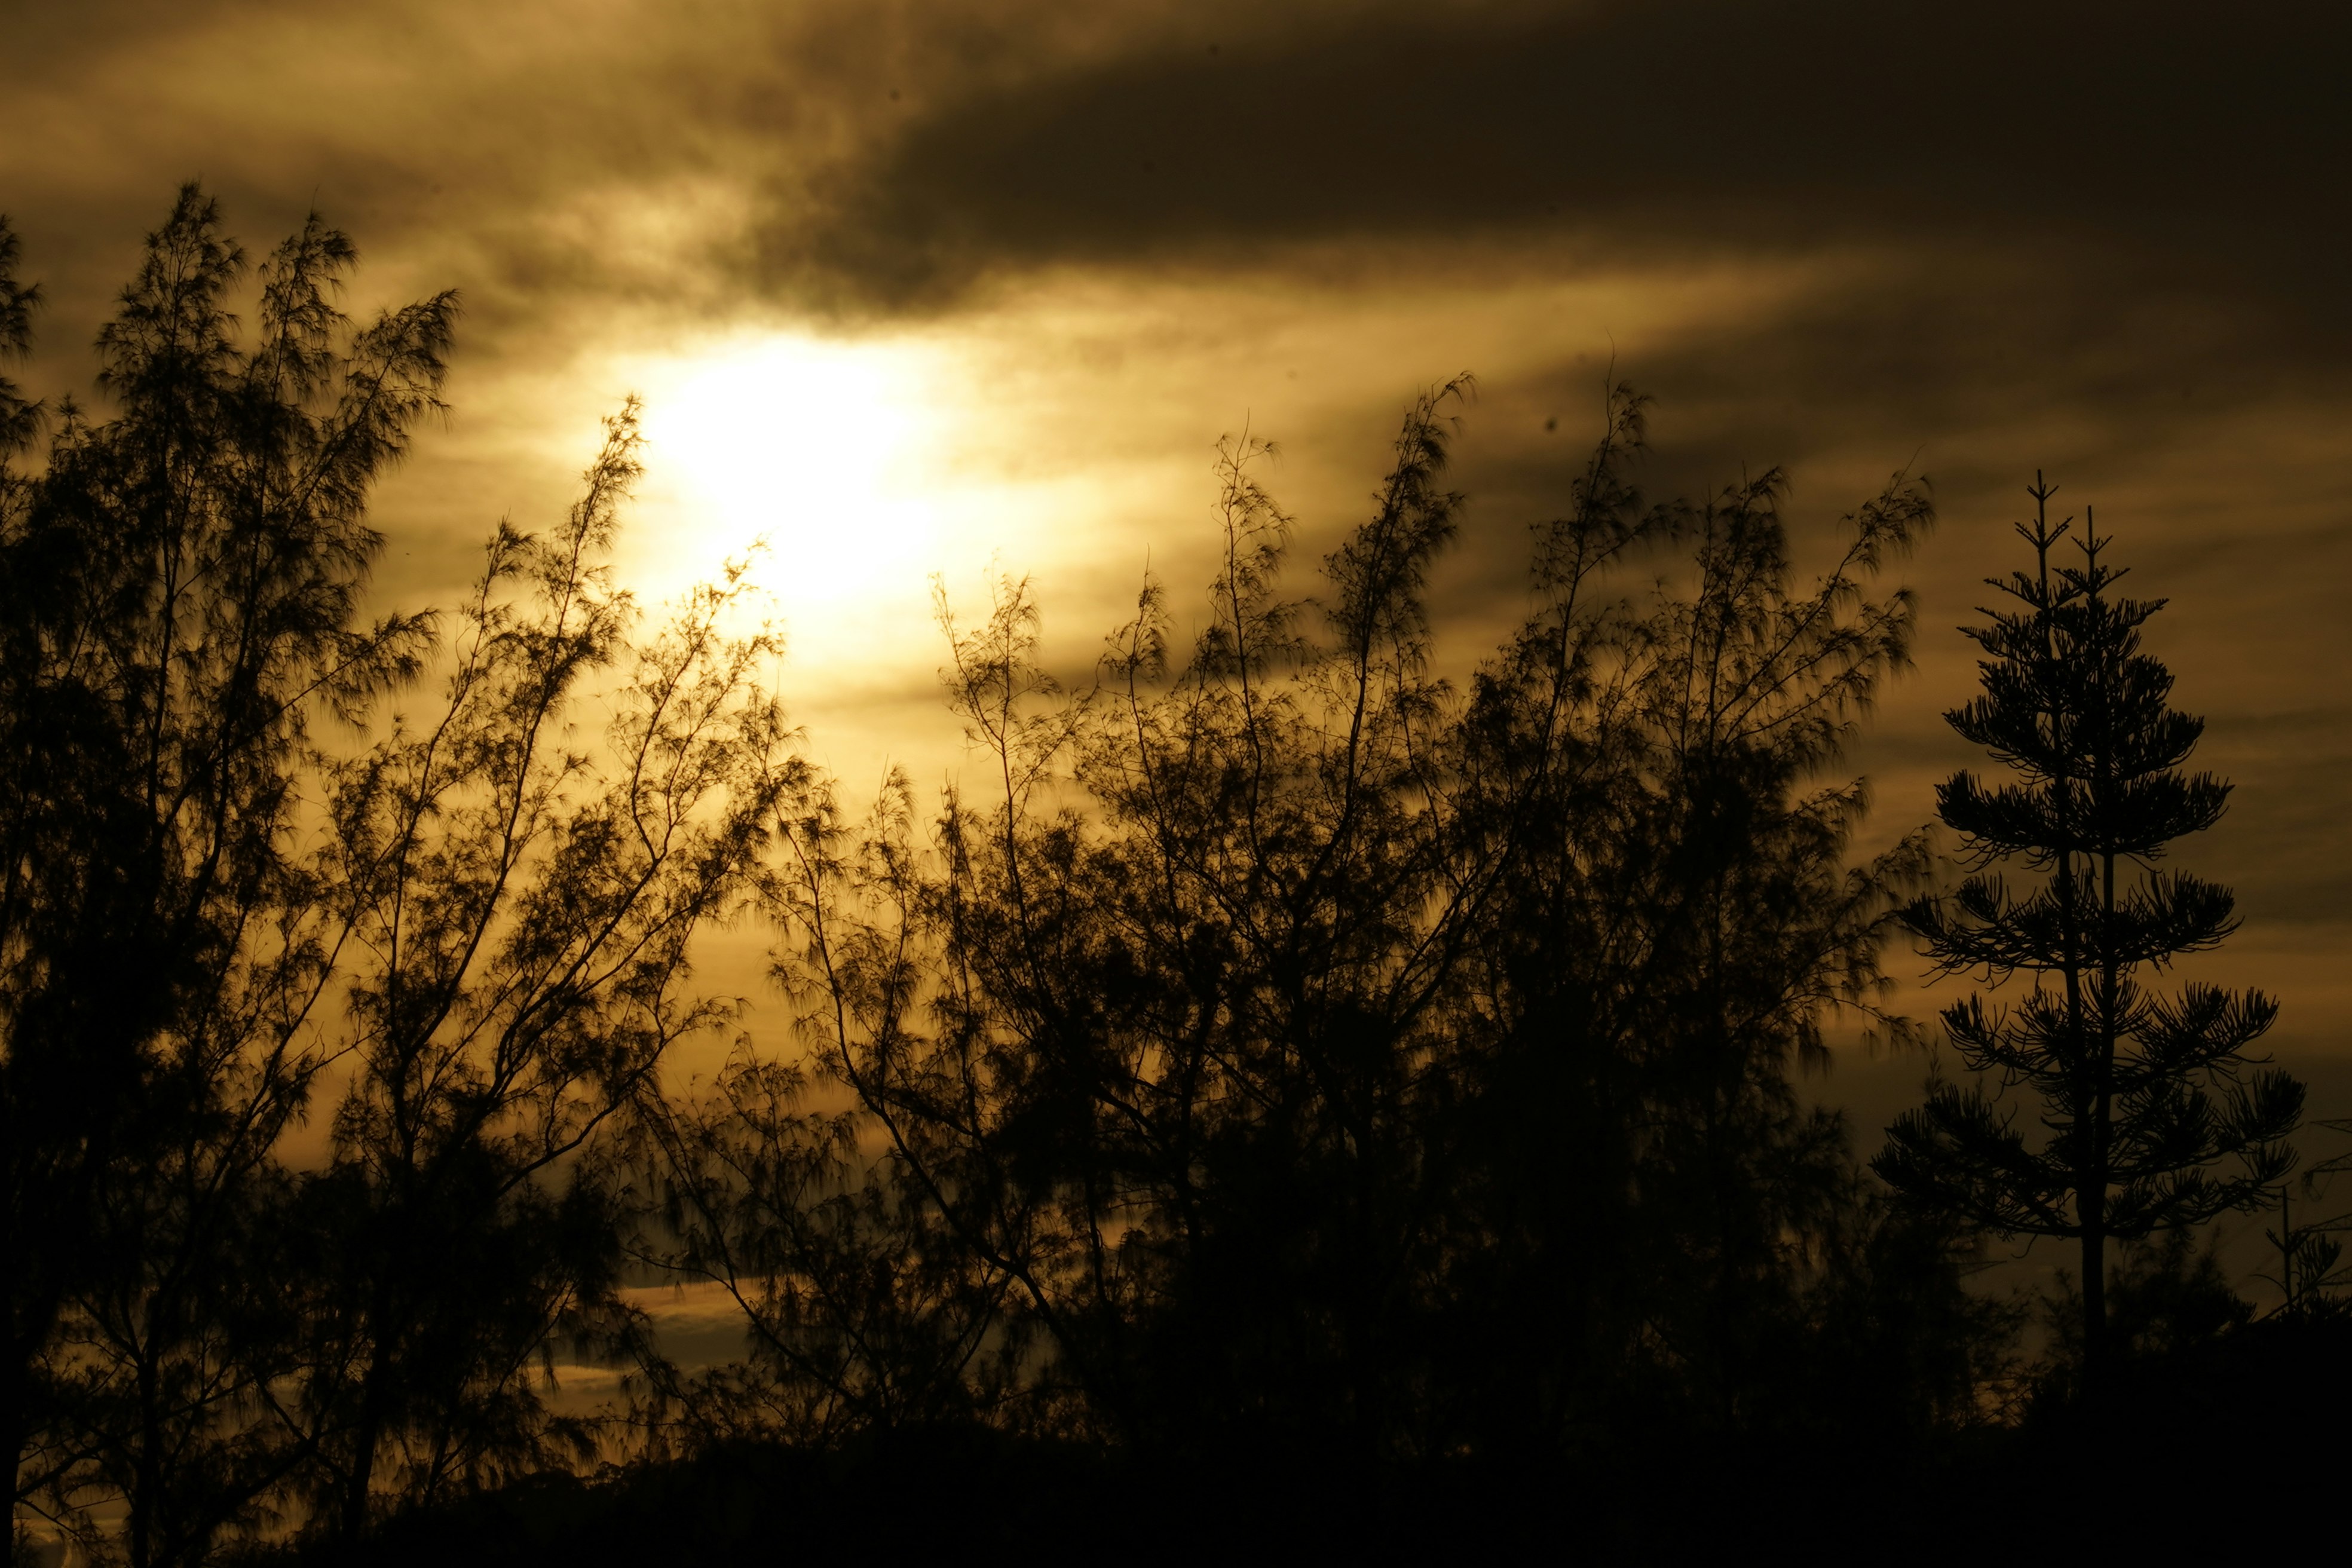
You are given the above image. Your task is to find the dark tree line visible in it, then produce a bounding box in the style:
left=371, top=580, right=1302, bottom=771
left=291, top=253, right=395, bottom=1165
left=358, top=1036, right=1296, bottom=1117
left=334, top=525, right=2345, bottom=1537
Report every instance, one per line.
left=696, top=380, right=2003, bottom=1465
left=1, top=194, right=2319, bottom=1563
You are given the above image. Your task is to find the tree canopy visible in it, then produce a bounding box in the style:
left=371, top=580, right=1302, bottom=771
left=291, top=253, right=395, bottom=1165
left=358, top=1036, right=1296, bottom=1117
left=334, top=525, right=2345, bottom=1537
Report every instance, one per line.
left=1, top=191, right=2325, bottom=1566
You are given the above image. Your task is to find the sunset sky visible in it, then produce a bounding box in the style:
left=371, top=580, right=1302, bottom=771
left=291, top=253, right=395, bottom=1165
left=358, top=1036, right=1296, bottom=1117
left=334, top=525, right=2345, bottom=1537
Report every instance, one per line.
left=8, top=0, right=2348, bottom=1132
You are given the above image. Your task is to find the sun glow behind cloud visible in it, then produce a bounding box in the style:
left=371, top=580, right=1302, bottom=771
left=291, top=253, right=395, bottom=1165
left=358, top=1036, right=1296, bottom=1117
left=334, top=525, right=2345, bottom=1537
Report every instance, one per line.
left=632, top=333, right=941, bottom=608
left=571, top=255, right=1863, bottom=792
left=603, top=314, right=1189, bottom=800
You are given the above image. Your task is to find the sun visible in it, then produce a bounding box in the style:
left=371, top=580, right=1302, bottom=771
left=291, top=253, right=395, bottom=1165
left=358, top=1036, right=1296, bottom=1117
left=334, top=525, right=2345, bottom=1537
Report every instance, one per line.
left=632, top=332, right=938, bottom=606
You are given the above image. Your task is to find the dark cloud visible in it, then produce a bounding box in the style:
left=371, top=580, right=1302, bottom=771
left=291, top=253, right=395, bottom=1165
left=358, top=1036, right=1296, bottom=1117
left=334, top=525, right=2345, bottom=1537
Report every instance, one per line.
left=17, top=4, right=2346, bottom=340
left=786, top=0, right=2352, bottom=320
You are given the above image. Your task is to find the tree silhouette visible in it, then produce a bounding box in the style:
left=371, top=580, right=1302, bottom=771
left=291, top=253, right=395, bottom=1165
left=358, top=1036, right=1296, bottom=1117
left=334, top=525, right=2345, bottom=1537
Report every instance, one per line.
left=287, top=406, right=798, bottom=1538
left=3, top=191, right=800, bottom=1560
left=739, top=382, right=2003, bottom=1465
left=1, top=183, right=2093, bottom=1552
left=1447, top=395, right=1990, bottom=1444
left=1, top=188, right=451, bottom=1558
left=1874, top=479, right=2302, bottom=1383
left=0, top=216, right=37, bottom=458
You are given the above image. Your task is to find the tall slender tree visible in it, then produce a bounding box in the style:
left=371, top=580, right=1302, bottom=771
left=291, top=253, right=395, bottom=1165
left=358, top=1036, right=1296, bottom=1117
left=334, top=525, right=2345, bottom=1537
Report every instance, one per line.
left=1874, top=478, right=2302, bottom=1383
left=1449, top=403, right=1955, bottom=1443
left=0, top=189, right=452, bottom=1539
left=292, top=405, right=798, bottom=1538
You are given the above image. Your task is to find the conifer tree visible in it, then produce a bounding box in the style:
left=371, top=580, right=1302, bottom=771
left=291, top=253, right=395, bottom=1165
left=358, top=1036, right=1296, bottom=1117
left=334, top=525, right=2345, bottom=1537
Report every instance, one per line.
left=1873, top=479, right=2302, bottom=1382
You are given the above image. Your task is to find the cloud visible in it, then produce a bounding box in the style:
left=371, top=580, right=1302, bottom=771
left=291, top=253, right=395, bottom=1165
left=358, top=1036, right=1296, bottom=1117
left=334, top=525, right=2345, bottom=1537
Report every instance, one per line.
left=778, top=1, right=2352, bottom=320
left=5, top=0, right=2345, bottom=1043
left=14, top=2, right=2348, bottom=344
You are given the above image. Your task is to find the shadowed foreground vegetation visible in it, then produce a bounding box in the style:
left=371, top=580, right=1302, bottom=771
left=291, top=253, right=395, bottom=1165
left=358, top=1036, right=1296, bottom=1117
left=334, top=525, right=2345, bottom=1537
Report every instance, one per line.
left=5, top=193, right=2345, bottom=1566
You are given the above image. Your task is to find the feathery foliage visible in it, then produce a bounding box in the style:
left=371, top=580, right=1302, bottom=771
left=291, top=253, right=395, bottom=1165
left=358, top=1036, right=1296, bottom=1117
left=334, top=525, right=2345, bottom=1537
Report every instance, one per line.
left=2, top=186, right=453, bottom=1563
left=4, top=192, right=795, bottom=1563
left=716, top=380, right=2001, bottom=1465
left=22, top=188, right=2284, bottom=1561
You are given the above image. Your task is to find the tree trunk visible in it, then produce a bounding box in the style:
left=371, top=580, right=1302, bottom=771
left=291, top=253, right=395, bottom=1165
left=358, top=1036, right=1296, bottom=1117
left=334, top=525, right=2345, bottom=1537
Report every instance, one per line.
left=342, top=1376, right=384, bottom=1541
left=2, top=1352, right=24, bottom=1511
left=342, top=1281, right=399, bottom=1541
left=2079, top=1215, right=2105, bottom=1388
left=132, top=1340, right=161, bottom=1568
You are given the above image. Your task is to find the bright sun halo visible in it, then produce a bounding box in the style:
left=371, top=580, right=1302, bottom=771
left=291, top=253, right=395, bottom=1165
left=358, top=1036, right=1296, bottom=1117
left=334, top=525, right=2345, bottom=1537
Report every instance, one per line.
left=637, top=334, right=936, bottom=607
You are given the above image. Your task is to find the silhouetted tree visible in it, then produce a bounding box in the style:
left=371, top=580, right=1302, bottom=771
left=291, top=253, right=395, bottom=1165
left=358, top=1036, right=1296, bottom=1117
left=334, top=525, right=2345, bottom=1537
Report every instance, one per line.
left=1874, top=478, right=2302, bottom=1383
left=287, top=406, right=797, bottom=1538
left=3, top=184, right=2059, bottom=1547
left=624, top=1040, right=1021, bottom=1449
left=755, top=385, right=1500, bottom=1456
left=1446, top=396, right=1975, bottom=1446
left=4, top=193, right=796, bottom=1559
left=0, top=189, right=451, bottom=1560
left=746, top=383, right=2001, bottom=1463
left=0, top=216, right=36, bottom=458
left=2264, top=1117, right=2352, bottom=1315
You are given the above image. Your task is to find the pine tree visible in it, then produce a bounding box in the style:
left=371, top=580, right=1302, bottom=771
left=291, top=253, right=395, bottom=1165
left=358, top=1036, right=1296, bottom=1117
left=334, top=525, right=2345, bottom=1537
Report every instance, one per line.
left=1873, top=477, right=2302, bottom=1383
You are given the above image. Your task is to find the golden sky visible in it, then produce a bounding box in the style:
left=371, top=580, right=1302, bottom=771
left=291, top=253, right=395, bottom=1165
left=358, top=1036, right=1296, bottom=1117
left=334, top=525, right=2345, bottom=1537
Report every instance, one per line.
left=7, top=0, right=2348, bottom=1115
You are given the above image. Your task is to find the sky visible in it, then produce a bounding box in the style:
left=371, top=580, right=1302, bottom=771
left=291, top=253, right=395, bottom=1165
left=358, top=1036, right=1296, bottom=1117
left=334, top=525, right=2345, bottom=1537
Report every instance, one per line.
left=6, top=0, right=2349, bottom=1150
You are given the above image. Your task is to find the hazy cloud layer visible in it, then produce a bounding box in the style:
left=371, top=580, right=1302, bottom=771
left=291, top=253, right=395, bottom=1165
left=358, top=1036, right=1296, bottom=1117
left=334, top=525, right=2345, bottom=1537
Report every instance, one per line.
left=7, top=0, right=2347, bottom=1068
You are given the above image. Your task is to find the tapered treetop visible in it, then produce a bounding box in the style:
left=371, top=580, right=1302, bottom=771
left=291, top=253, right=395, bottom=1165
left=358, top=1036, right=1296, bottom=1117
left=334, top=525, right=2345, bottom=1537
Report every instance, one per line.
left=1875, top=477, right=2300, bottom=1371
